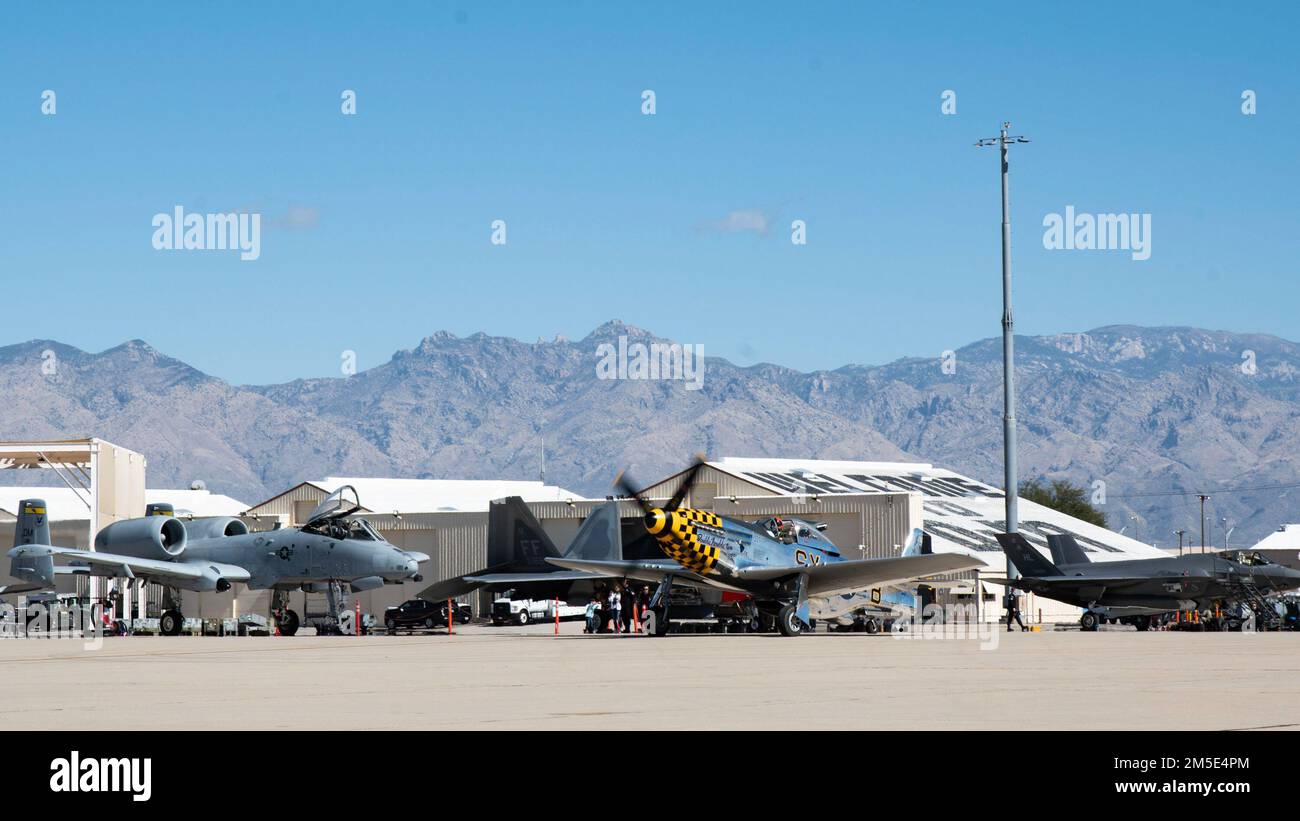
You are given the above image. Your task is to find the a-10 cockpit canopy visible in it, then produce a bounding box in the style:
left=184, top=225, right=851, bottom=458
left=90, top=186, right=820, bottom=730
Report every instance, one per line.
left=302, top=486, right=387, bottom=541
left=305, top=485, right=363, bottom=526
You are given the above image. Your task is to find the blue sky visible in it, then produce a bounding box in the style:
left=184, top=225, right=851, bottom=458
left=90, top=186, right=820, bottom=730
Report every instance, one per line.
left=2, top=1, right=1296, bottom=384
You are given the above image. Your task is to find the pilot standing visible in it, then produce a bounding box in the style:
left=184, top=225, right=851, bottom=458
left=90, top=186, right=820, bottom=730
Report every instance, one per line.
left=1005, top=591, right=1027, bottom=632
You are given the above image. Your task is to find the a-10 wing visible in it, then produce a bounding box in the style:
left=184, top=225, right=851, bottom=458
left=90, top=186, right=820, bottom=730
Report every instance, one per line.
left=6, top=544, right=251, bottom=587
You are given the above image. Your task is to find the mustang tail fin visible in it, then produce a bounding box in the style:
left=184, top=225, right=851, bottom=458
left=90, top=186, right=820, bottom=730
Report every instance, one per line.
left=1046, top=533, right=1091, bottom=566
left=564, top=500, right=622, bottom=561
left=487, top=496, right=560, bottom=569
left=994, top=532, right=1062, bottom=578
left=900, top=528, right=932, bottom=557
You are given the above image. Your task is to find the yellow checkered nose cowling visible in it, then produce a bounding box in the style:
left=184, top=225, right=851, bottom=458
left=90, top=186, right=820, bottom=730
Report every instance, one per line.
left=644, top=508, right=723, bottom=575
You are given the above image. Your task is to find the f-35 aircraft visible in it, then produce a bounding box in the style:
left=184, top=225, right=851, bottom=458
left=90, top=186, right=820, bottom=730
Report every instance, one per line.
left=3, top=486, right=428, bottom=636
left=539, top=458, right=985, bottom=636
left=993, top=532, right=1300, bottom=630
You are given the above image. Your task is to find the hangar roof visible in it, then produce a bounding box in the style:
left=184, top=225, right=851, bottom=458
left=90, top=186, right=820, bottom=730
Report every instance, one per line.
left=311, top=476, right=582, bottom=514
left=1251, top=523, right=1300, bottom=552
left=694, top=457, right=1168, bottom=563
left=0, top=487, right=248, bottom=521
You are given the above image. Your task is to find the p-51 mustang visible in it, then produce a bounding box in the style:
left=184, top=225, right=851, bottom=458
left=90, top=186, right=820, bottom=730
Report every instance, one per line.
left=2, top=486, right=428, bottom=636
left=526, top=458, right=986, bottom=636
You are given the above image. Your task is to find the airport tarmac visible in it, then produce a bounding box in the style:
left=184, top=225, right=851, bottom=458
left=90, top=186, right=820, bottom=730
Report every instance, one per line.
left=1, top=623, right=1298, bottom=730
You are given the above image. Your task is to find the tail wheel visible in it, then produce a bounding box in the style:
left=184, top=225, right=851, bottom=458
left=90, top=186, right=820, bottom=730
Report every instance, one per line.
left=277, top=609, right=300, bottom=637
left=1080, top=612, right=1099, bottom=632
left=159, top=610, right=183, bottom=637
left=777, top=604, right=804, bottom=637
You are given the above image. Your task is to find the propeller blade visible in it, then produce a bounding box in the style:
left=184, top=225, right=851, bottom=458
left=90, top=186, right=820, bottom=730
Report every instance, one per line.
left=664, top=454, right=707, bottom=511
left=613, top=468, right=654, bottom=515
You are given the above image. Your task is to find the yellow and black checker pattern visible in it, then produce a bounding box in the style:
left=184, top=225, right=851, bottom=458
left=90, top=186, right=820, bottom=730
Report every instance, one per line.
left=653, top=508, right=724, bottom=575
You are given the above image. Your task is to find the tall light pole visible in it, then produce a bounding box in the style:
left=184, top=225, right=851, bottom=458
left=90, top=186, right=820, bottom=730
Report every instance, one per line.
left=977, top=123, right=1030, bottom=557
left=1197, top=494, right=1209, bottom=553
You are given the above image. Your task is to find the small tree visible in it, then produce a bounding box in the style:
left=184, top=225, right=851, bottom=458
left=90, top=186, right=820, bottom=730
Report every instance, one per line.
left=1019, top=479, right=1107, bottom=528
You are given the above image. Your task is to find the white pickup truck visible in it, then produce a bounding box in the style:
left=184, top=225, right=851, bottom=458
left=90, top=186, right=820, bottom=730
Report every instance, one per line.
left=490, top=595, right=587, bottom=626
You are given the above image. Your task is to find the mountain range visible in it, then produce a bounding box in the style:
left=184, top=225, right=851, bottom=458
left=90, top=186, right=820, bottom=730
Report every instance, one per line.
left=2, top=322, right=1297, bottom=547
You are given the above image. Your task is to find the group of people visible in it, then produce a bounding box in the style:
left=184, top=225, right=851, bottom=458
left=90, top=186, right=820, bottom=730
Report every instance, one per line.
left=584, top=581, right=652, bottom=634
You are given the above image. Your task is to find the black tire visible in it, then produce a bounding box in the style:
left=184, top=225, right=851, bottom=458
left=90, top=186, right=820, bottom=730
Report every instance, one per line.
left=424, top=616, right=436, bottom=629
left=516, top=610, right=530, bottom=626
left=863, top=618, right=881, bottom=635
left=384, top=616, right=395, bottom=631
left=277, top=609, right=300, bottom=637
left=159, top=609, right=183, bottom=637
left=1079, top=612, right=1099, bottom=632
left=1134, top=618, right=1150, bottom=632
left=777, top=604, right=804, bottom=637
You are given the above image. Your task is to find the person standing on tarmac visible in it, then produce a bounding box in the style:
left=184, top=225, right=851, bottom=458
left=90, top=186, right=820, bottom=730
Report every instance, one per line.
left=620, top=583, right=635, bottom=632
left=607, top=584, right=622, bottom=634
left=1006, top=591, right=1027, bottom=632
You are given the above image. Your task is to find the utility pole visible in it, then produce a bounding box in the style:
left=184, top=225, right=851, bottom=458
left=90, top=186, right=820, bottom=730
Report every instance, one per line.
left=977, top=123, right=1030, bottom=573
left=1174, top=529, right=1187, bottom=557
left=1197, top=494, right=1209, bottom=553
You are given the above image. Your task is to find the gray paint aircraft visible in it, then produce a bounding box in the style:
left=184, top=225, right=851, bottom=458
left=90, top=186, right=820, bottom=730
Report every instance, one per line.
left=993, top=532, right=1300, bottom=630
left=514, top=459, right=986, bottom=636
left=419, top=495, right=621, bottom=601
left=2, top=486, right=428, bottom=636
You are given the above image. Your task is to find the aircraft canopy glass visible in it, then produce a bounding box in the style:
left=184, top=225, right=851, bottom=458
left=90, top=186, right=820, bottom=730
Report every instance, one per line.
left=306, top=485, right=362, bottom=526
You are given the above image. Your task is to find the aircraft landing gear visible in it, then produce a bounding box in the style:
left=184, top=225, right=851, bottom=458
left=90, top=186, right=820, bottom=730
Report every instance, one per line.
left=270, top=589, right=300, bottom=636
left=777, top=603, right=804, bottom=637
left=1079, top=611, right=1100, bottom=632
left=644, top=606, right=670, bottom=636
left=159, top=609, right=184, bottom=636
left=277, top=609, right=300, bottom=636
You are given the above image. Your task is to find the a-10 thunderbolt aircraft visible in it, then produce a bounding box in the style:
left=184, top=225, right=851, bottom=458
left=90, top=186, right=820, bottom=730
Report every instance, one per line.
left=2, top=486, right=428, bottom=636
left=994, top=532, right=1300, bottom=631
left=516, top=458, right=986, bottom=636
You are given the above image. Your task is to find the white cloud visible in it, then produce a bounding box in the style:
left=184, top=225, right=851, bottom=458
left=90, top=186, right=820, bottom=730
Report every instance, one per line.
left=700, top=208, right=771, bottom=236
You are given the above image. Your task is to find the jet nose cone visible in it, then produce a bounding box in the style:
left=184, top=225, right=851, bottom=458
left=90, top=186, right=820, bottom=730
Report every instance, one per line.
left=644, top=509, right=669, bottom=535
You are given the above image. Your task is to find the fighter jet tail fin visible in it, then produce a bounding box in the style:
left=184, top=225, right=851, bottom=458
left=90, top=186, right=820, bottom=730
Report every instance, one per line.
left=13, top=499, right=52, bottom=548
left=564, top=500, right=622, bottom=562
left=1046, top=533, right=1091, bottom=566
left=487, top=496, right=561, bottom=568
left=994, top=533, right=1062, bottom=578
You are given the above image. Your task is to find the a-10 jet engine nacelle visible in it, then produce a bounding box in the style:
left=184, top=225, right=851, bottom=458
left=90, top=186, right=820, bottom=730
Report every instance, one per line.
left=94, top=516, right=187, bottom=561
left=177, top=516, right=249, bottom=540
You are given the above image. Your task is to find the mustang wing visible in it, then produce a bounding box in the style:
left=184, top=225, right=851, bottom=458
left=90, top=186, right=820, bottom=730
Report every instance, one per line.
left=737, top=553, right=985, bottom=598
